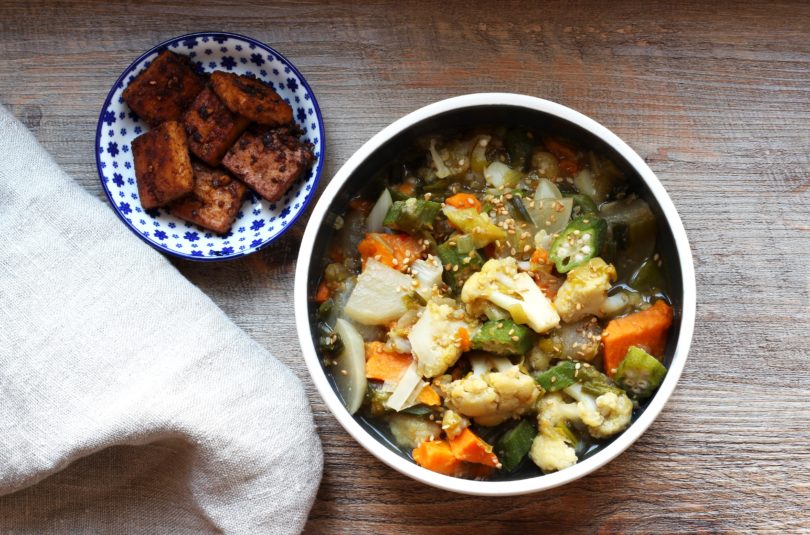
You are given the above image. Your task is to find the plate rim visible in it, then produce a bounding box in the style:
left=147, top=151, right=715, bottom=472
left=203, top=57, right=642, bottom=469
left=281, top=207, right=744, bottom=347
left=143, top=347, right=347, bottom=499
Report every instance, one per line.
left=94, top=30, right=326, bottom=262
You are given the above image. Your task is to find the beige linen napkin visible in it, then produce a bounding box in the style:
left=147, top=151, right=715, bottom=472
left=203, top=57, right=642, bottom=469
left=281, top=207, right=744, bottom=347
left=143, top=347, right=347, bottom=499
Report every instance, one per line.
left=0, top=104, right=322, bottom=533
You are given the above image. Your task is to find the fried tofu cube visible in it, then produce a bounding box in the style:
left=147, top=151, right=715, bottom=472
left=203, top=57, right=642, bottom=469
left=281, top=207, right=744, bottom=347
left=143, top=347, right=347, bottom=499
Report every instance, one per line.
left=123, top=50, right=205, bottom=126
left=183, top=86, right=250, bottom=166
left=131, top=121, right=194, bottom=210
left=169, top=161, right=248, bottom=234
left=222, top=129, right=314, bottom=202
left=210, top=71, right=293, bottom=126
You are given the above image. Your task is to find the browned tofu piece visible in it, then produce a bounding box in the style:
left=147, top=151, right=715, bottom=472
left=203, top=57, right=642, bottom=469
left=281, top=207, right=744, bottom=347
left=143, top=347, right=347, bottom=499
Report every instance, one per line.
left=123, top=50, right=205, bottom=126
left=221, top=129, right=314, bottom=202
left=210, top=71, right=293, bottom=126
left=169, top=161, right=247, bottom=234
left=183, top=87, right=250, bottom=166
left=131, top=121, right=194, bottom=210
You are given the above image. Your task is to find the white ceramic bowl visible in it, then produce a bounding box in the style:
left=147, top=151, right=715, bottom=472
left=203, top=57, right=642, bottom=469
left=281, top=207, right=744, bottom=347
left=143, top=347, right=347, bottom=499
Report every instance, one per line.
left=295, top=93, right=696, bottom=495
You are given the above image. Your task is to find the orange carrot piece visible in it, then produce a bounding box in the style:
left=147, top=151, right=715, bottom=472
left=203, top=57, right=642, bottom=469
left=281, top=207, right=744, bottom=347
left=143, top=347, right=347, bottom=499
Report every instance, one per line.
left=558, top=158, right=579, bottom=176
left=413, top=440, right=462, bottom=476
left=364, top=341, right=412, bottom=382
left=543, top=136, right=578, bottom=161
left=416, top=385, right=441, bottom=406
left=448, top=428, right=500, bottom=467
left=315, top=281, right=331, bottom=303
left=394, top=182, right=415, bottom=196
left=445, top=192, right=482, bottom=212
left=530, top=248, right=549, bottom=266
left=357, top=232, right=423, bottom=271
left=602, top=300, right=674, bottom=377
left=349, top=197, right=373, bottom=213
left=544, top=137, right=579, bottom=175
left=456, top=327, right=471, bottom=352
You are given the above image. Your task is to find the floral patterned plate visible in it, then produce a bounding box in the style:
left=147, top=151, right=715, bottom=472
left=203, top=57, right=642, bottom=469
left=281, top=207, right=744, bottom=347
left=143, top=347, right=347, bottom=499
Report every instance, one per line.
left=95, top=32, right=325, bottom=261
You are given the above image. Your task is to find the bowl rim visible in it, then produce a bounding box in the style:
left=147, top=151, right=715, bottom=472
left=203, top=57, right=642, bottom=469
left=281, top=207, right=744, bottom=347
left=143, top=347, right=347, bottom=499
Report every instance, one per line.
left=294, top=93, right=696, bottom=496
left=94, top=31, right=326, bottom=262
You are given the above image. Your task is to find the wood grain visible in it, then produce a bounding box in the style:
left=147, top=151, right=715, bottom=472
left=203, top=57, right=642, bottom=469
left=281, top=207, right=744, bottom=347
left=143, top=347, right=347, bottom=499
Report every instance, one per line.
left=1, top=0, right=809, bottom=533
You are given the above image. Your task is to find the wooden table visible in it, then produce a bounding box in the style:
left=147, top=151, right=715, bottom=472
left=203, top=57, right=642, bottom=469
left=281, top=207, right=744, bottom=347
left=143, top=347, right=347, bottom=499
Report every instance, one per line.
left=2, top=1, right=808, bottom=532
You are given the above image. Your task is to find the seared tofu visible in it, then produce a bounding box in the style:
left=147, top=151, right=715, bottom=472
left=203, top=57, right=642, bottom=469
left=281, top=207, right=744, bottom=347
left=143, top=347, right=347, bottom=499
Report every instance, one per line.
left=183, top=87, right=250, bottom=166
left=131, top=121, right=194, bottom=210
left=210, top=71, right=292, bottom=126
left=123, top=50, right=205, bottom=126
left=222, top=129, right=314, bottom=202
left=169, top=161, right=247, bottom=234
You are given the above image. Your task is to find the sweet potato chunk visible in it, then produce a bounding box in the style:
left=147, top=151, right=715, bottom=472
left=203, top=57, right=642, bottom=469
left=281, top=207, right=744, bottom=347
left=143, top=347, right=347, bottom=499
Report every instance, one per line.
left=122, top=50, right=205, bottom=126
left=210, top=71, right=292, bottom=126
left=221, top=128, right=314, bottom=202
left=183, top=87, right=250, bottom=166
left=169, top=161, right=247, bottom=234
left=131, top=121, right=193, bottom=209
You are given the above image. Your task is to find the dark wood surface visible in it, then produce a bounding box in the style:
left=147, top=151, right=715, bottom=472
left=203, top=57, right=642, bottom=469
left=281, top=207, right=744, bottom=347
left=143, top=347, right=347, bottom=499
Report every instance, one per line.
left=1, top=1, right=809, bottom=533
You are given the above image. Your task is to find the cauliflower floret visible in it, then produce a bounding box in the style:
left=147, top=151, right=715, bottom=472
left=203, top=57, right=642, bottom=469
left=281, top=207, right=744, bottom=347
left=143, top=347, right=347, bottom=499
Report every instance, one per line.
left=529, top=393, right=580, bottom=472
left=553, top=257, right=616, bottom=322
left=461, top=257, right=560, bottom=333
left=443, top=354, right=540, bottom=426
left=408, top=297, right=479, bottom=378
left=530, top=431, right=578, bottom=473
left=565, top=382, right=633, bottom=439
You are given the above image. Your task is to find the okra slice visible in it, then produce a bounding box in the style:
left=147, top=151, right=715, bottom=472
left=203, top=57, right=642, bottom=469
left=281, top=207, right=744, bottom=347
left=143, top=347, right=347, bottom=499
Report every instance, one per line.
left=614, top=346, right=667, bottom=399
left=549, top=215, right=607, bottom=273
left=495, top=419, right=536, bottom=472
left=472, top=319, right=537, bottom=356
left=383, top=198, right=442, bottom=233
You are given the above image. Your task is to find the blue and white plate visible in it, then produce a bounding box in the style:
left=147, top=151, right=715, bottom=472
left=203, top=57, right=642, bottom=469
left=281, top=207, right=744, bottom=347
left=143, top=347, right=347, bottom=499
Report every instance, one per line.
left=95, top=32, right=325, bottom=261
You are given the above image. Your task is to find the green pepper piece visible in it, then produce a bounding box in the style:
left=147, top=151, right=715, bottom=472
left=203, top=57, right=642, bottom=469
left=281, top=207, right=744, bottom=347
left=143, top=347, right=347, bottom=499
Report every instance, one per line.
left=400, top=404, right=434, bottom=416
left=504, top=129, right=535, bottom=171
left=495, top=419, right=536, bottom=472
left=629, top=257, right=667, bottom=292
left=564, top=192, right=599, bottom=217
left=472, top=319, right=537, bottom=356
left=383, top=198, right=442, bottom=233
left=388, top=187, right=412, bottom=202
left=532, top=360, right=578, bottom=392
left=508, top=196, right=533, bottom=223
left=614, top=346, right=667, bottom=399
left=436, top=240, right=485, bottom=294
left=454, top=234, right=477, bottom=255
left=549, top=215, right=607, bottom=273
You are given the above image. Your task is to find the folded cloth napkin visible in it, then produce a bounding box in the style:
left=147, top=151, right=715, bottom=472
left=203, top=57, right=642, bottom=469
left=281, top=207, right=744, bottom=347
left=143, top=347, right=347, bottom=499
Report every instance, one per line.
left=0, top=104, right=322, bottom=533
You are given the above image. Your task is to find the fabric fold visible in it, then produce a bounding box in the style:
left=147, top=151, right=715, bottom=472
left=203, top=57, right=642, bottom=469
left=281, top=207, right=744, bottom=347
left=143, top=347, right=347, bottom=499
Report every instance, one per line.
left=0, top=104, right=322, bottom=534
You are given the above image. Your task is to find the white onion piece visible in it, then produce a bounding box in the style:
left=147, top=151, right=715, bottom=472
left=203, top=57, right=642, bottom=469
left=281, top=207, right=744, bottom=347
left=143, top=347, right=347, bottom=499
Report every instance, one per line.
left=333, top=318, right=367, bottom=414
left=385, top=362, right=426, bottom=412
left=366, top=189, right=392, bottom=233
left=534, top=178, right=563, bottom=200
left=410, top=256, right=443, bottom=301
left=345, top=258, right=413, bottom=325
left=484, top=161, right=521, bottom=188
